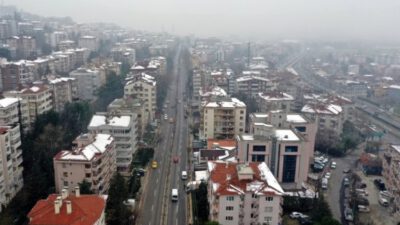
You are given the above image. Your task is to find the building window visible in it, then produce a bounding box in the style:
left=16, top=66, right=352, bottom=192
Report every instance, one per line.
left=282, top=155, right=297, bottom=183
left=251, top=155, right=265, bottom=162
left=85, top=173, right=91, bottom=178
left=285, top=146, right=298, bottom=153
left=226, top=196, right=234, bottom=201
left=265, top=206, right=273, bottom=212
left=240, top=116, right=243, bottom=120
left=240, top=110, right=244, bottom=114
left=295, top=126, right=306, bottom=132
left=63, top=181, right=68, bottom=187
left=226, top=206, right=234, bottom=211
left=264, top=216, right=272, bottom=224
left=253, top=145, right=266, bottom=152
left=63, top=172, right=68, bottom=177
left=265, top=196, right=273, bottom=202
left=226, top=216, right=233, bottom=221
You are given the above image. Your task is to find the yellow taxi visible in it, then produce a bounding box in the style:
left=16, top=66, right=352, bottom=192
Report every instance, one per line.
left=151, top=160, right=158, bottom=169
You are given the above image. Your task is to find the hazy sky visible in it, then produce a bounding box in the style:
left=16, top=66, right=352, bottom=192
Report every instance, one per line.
left=10, top=0, right=400, bottom=42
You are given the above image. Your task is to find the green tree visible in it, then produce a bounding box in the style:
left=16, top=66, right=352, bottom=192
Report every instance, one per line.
left=205, top=221, right=220, bottom=225
left=195, top=182, right=209, bottom=223
left=106, top=173, right=130, bottom=225
left=310, top=196, right=332, bottom=222
left=78, top=180, right=94, bottom=194
left=94, top=73, right=124, bottom=111
left=315, top=217, right=342, bottom=225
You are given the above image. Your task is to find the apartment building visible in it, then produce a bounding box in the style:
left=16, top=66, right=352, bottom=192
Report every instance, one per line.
left=53, top=133, right=115, bottom=194
left=88, top=113, right=137, bottom=175
left=78, top=36, right=99, bottom=52
left=111, top=47, right=136, bottom=66
left=28, top=189, right=106, bottom=225
left=4, top=85, right=53, bottom=126
left=382, top=145, right=400, bottom=217
left=48, top=77, right=78, bottom=112
left=0, top=97, right=26, bottom=126
left=208, top=162, right=284, bottom=225
left=200, top=97, right=246, bottom=139
left=234, top=76, right=271, bottom=97
left=6, top=35, right=37, bottom=59
left=0, top=124, right=24, bottom=212
left=257, top=91, right=294, bottom=113
left=108, top=97, right=148, bottom=138
left=0, top=60, right=37, bottom=91
left=237, top=112, right=317, bottom=189
left=193, top=72, right=206, bottom=104
left=301, top=102, right=344, bottom=134
left=124, top=73, right=157, bottom=121
left=70, top=68, right=105, bottom=101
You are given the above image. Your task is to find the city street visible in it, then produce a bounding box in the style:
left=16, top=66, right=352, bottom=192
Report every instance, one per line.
left=138, top=45, right=190, bottom=225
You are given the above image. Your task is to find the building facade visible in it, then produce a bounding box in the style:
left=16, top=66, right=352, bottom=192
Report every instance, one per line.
left=53, top=133, right=115, bottom=194
left=124, top=73, right=157, bottom=121
left=70, top=68, right=105, bottom=101
left=200, top=97, right=246, bottom=139
left=208, top=162, right=284, bottom=225
left=88, top=113, right=137, bottom=175
left=48, top=77, right=78, bottom=112
left=382, top=145, right=400, bottom=217
left=257, top=91, right=294, bottom=113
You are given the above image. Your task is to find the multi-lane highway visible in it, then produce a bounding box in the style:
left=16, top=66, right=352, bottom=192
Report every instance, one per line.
left=138, top=45, right=189, bottom=225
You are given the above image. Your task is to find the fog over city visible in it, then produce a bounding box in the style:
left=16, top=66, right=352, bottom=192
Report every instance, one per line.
left=12, top=0, right=400, bottom=41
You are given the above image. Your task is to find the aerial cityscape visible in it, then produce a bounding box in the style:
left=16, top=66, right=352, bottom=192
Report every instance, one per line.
left=0, top=1, right=400, bottom=225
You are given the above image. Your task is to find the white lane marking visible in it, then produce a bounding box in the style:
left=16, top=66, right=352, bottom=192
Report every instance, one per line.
left=151, top=204, right=154, bottom=211
left=153, top=189, right=156, bottom=197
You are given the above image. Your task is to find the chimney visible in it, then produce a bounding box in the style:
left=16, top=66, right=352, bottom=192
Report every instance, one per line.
left=54, top=200, right=60, bottom=214
left=75, top=186, right=80, bottom=197
left=61, top=189, right=68, bottom=199
left=226, top=174, right=231, bottom=181
left=66, top=200, right=72, bottom=215
left=57, top=196, right=63, bottom=207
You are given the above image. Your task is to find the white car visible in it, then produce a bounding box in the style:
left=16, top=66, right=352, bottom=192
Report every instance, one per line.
left=358, top=205, right=370, bottom=213
left=379, top=197, right=389, bottom=207
left=331, top=161, right=337, bottom=169
left=289, top=212, right=308, bottom=219
left=325, top=172, right=331, bottom=179
left=164, top=114, right=168, bottom=120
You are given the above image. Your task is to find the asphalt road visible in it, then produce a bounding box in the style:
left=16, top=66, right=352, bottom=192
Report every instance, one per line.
left=138, top=45, right=189, bottom=225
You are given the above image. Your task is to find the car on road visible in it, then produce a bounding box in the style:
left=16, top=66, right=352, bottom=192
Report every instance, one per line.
left=330, top=161, right=336, bottom=169
left=289, top=212, right=308, bottom=219
left=173, top=156, right=179, bottom=163
left=343, top=168, right=351, bottom=173
left=164, top=114, right=168, bottom=120
left=355, top=188, right=368, bottom=196
left=321, top=178, right=328, bottom=190
left=181, top=171, right=187, bottom=180
left=151, top=160, right=158, bottom=169
left=136, top=168, right=146, bottom=177
left=171, top=188, right=178, bottom=202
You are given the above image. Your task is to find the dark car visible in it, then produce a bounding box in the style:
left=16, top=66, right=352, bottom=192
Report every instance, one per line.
left=374, top=179, right=386, bottom=191
left=298, top=217, right=313, bottom=225
left=357, top=182, right=367, bottom=189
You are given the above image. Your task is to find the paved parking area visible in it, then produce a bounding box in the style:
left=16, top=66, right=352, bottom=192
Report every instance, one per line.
left=356, top=172, right=398, bottom=225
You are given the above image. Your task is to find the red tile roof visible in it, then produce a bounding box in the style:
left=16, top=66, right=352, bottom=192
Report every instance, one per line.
left=209, top=162, right=283, bottom=196
left=207, top=139, right=236, bottom=149
left=28, top=194, right=105, bottom=225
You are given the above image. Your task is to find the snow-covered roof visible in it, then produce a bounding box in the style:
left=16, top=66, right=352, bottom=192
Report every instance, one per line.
left=286, top=114, right=307, bottom=123
left=199, top=86, right=227, bottom=97
left=88, top=115, right=131, bottom=128
left=0, top=97, right=19, bottom=108
left=236, top=75, right=269, bottom=83
left=275, top=129, right=300, bottom=141
left=56, top=134, right=113, bottom=161
left=49, top=77, right=76, bottom=84
left=389, top=85, right=400, bottom=90
left=301, top=103, right=342, bottom=115
left=258, top=92, right=294, bottom=101
left=392, top=145, right=400, bottom=154
left=258, top=162, right=284, bottom=194
left=202, top=97, right=246, bottom=108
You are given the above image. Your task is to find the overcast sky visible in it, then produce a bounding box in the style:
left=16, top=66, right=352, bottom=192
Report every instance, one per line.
left=10, top=0, right=400, bottom=42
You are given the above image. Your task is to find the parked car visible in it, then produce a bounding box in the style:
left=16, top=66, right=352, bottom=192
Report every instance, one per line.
left=379, top=197, right=389, bottom=207
left=343, top=168, right=351, bottom=173
left=343, top=177, right=350, bottom=187
left=331, top=161, right=337, bottom=169
left=298, top=217, right=312, bottom=225
left=356, top=188, right=369, bottom=196
left=290, top=212, right=308, bottom=219
left=374, top=179, right=387, bottom=191
left=356, top=182, right=367, bottom=189
left=358, top=205, right=370, bottom=213
left=325, top=172, right=331, bottom=179
left=344, top=208, right=354, bottom=221
left=151, top=160, right=158, bottom=169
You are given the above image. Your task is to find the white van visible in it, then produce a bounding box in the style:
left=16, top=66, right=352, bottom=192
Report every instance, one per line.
left=171, top=188, right=178, bottom=202
left=181, top=171, right=188, bottom=180
left=321, top=178, right=328, bottom=190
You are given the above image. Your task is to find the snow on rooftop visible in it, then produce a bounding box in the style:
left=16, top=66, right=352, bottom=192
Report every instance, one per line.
left=301, top=104, right=342, bottom=115
left=89, top=115, right=131, bottom=128
left=199, top=86, right=227, bottom=97
left=286, top=114, right=307, bottom=123
left=58, top=134, right=113, bottom=161
left=236, top=75, right=269, bottom=83
left=258, top=92, right=294, bottom=101
left=392, top=145, right=400, bottom=154
left=275, top=129, right=300, bottom=141
left=389, top=85, right=400, bottom=90
left=258, top=162, right=284, bottom=194
left=203, top=97, right=246, bottom=108
left=241, top=134, right=255, bottom=141
left=0, top=97, right=19, bottom=108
